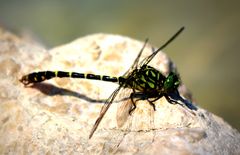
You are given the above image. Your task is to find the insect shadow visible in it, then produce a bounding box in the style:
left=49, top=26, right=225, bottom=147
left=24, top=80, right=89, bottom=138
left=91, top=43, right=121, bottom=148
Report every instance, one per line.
left=27, top=82, right=129, bottom=104
left=168, top=91, right=197, bottom=111
left=28, top=82, right=197, bottom=111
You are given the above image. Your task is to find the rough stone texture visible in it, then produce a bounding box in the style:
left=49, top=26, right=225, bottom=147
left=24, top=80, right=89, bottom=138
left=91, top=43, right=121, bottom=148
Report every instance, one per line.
left=0, top=27, right=239, bottom=155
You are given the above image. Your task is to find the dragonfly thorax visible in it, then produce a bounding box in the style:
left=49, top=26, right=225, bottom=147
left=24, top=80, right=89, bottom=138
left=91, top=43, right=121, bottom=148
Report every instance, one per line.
left=119, top=65, right=165, bottom=92
left=119, top=65, right=180, bottom=94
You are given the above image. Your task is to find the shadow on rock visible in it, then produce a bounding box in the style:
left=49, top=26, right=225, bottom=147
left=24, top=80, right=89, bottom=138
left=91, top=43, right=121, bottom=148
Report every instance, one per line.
left=169, top=91, right=198, bottom=111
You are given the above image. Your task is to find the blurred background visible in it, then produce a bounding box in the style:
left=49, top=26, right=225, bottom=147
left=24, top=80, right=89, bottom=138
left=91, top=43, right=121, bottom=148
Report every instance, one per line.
left=0, top=0, right=239, bottom=130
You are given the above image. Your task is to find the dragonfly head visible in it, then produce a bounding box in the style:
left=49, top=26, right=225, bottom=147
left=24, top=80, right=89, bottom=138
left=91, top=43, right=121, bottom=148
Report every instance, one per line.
left=163, top=72, right=180, bottom=93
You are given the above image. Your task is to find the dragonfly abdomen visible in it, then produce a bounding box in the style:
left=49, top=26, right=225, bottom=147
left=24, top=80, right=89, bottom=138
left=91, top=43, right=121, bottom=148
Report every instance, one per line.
left=20, top=71, right=120, bottom=85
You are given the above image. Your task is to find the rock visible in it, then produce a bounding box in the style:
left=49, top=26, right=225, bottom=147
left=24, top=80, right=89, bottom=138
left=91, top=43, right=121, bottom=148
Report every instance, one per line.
left=0, top=27, right=239, bottom=155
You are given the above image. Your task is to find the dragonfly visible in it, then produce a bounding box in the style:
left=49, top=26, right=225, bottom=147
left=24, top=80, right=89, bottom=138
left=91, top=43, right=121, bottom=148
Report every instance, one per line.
left=19, top=27, right=185, bottom=139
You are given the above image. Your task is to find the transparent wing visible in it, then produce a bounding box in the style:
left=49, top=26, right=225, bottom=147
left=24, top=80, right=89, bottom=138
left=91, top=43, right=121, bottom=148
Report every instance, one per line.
left=116, top=88, right=133, bottom=128
left=139, top=27, right=185, bottom=67
left=89, top=38, right=150, bottom=138
left=89, top=86, right=122, bottom=139
left=122, top=38, right=149, bottom=77
left=116, top=89, right=156, bottom=131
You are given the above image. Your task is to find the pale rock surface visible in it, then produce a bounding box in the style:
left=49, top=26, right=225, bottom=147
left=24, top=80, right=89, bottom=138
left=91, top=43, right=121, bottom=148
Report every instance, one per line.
left=0, top=27, right=239, bottom=154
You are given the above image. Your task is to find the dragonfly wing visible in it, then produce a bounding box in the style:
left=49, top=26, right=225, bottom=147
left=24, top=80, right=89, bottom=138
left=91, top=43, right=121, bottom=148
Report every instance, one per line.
left=122, top=39, right=149, bottom=77
left=89, top=86, right=122, bottom=139
left=139, top=27, right=185, bottom=67
left=116, top=88, right=133, bottom=128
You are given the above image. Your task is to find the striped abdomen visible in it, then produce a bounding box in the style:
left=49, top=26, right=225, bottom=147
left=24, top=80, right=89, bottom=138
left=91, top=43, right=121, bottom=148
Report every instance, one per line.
left=20, top=71, right=123, bottom=85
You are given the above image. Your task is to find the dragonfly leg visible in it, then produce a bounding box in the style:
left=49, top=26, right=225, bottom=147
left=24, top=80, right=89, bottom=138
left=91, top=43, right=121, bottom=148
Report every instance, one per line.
left=147, top=94, right=163, bottom=111
left=129, top=92, right=137, bottom=115
left=164, top=95, right=184, bottom=107
left=147, top=100, right=156, bottom=111
left=129, top=91, right=147, bottom=115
